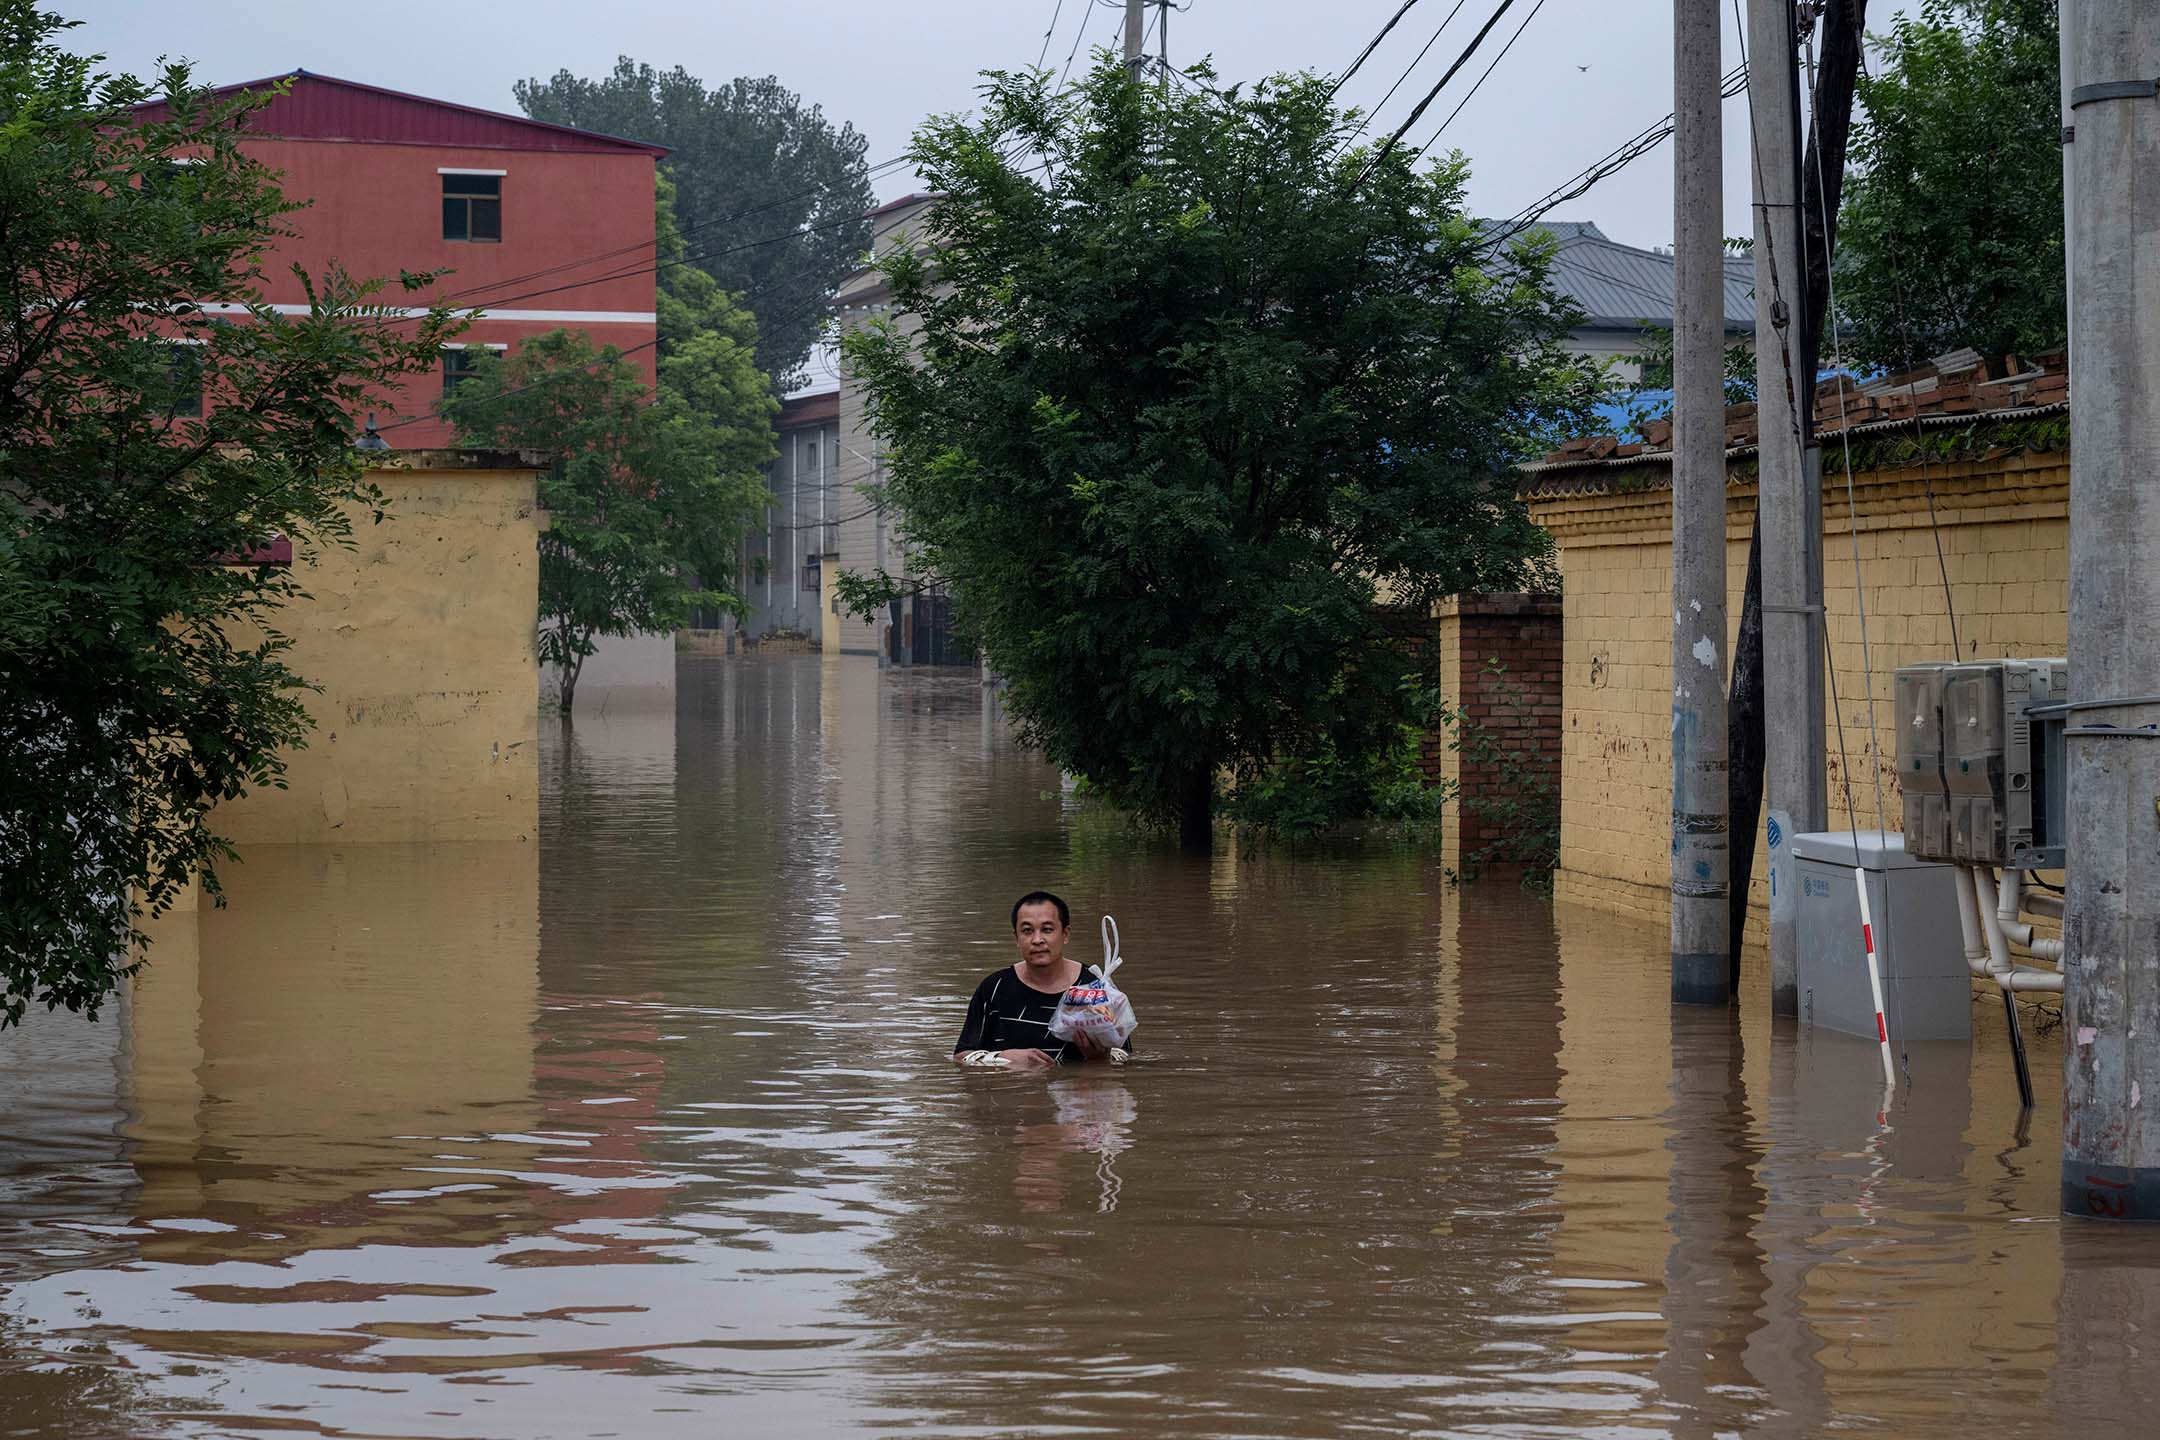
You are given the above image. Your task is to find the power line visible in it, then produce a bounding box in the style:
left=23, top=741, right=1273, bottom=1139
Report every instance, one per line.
left=440, top=208, right=874, bottom=320
left=1036, top=0, right=1072, bottom=70
left=1056, top=0, right=1114, bottom=92
left=1341, top=1, right=1470, bottom=151
left=1332, top=1, right=1427, bottom=97
left=1411, top=0, right=1549, bottom=153
left=1484, top=63, right=1750, bottom=252
left=378, top=251, right=843, bottom=434
left=431, top=155, right=911, bottom=308
left=1351, top=0, right=1520, bottom=191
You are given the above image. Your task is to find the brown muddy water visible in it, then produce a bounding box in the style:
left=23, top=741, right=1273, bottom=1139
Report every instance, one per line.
left=4, top=655, right=2158, bottom=1439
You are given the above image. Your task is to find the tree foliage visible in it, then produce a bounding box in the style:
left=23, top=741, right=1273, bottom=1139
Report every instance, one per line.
left=1837, top=0, right=2064, bottom=369
left=441, top=232, right=775, bottom=710
left=841, top=59, right=1598, bottom=850
left=0, top=4, right=458, bottom=1025
left=516, top=59, right=874, bottom=391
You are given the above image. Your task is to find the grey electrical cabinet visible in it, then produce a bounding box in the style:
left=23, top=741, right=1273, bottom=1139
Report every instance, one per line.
left=1894, top=657, right=2067, bottom=869
left=1792, top=829, right=1972, bottom=1042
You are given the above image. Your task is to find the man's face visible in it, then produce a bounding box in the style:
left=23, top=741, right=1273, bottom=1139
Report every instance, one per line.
left=1013, top=902, right=1069, bottom=973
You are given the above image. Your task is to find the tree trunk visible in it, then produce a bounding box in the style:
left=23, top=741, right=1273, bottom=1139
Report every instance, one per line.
left=1177, top=767, right=1213, bottom=855
left=557, top=650, right=585, bottom=719
left=1726, top=0, right=1865, bottom=962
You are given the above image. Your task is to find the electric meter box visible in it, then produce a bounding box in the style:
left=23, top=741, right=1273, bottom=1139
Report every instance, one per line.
left=1791, top=829, right=1972, bottom=1042
left=1894, top=657, right=2067, bottom=869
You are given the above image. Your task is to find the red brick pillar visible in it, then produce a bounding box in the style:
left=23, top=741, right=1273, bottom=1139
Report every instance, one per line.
left=1430, top=593, right=1563, bottom=879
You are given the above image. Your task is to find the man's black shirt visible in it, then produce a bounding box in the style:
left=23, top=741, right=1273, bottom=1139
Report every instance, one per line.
left=954, top=965, right=1108, bottom=1064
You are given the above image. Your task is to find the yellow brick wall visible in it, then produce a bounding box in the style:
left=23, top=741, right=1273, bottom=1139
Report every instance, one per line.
left=1531, top=450, right=2069, bottom=921
left=1433, top=598, right=1466, bottom=873
left=211, top=453, right=545, bottom=845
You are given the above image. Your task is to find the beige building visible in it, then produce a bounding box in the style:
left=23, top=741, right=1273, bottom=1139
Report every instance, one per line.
left=211, top=449, right=548, bottom=845
left=1522, top=358, right=2070, bottom=921
left=828, top=193, right=966, bottom=665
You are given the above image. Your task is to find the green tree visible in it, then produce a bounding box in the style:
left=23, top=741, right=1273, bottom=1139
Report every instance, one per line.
left=0, top=5, right=458, bottom=1025
left=516, top=60, right=874, bottom=391
left=1837, top=0, right=2064, bottom=369
left=841, top=59, right=1598, bottom=852
left=441, top=307, right=774, bottom=712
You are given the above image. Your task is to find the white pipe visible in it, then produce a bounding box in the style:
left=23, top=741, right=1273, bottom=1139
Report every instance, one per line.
left=1990, top=866, right=2045, bottom=946
left=2023, top=888, right=2066, bottom=919
left=1973, top=867, right=2021, bottom=989
left=1954, top=865, right=1992, bottom=978
left=2005, top=967, right=2064, bottom=993
left=2026, top=936, right=2066, bottom=963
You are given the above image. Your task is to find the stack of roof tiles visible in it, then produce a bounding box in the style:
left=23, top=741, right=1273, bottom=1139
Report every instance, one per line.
left=1536, top=350, right=2069, bottom=468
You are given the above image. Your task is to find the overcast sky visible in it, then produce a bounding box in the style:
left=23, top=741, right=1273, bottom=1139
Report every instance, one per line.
left=55, top=0, right=1910, bottom=252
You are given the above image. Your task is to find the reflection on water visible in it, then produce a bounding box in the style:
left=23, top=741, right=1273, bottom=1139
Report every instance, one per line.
left=3, top=654, right=2157, bottom=1437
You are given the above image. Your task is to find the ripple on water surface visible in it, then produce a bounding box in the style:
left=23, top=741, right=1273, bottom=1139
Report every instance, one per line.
left=2, top=656, right=2156, bottom=1438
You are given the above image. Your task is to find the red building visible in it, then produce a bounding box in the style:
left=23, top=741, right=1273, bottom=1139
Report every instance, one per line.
left=134, top=71, right=667, bottom=447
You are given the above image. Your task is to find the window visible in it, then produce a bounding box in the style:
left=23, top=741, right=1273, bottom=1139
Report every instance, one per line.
left=166, top=343, right=204, bottom=418
left=442, top=346, right=480, bottom=396
left=442, top=172, right=501, bottom=242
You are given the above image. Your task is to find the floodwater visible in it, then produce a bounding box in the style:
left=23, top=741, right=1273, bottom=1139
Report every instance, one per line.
left=4, top=657, right=2158, bottom=1439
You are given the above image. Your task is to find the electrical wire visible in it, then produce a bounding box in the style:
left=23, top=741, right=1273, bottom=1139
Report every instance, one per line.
left=1351, top=0, right=1520, bottom=191
left=1483, top=64, right=1750, bottom=254
left=1333, top=0, right=1427, bottom=97
left=1846, top=35, right=1962, bottom=661
left=1729, top=0, right=1808, bottom=475
left=429, top=155, right=911, bottom=308
left=1411, top=0, right=1549, bottom=153
left=1337, top=1, right=1470, bottom=153
left=1036, top=0, right=1072, bottom=70
left=377, top=249, right=843, bottom=434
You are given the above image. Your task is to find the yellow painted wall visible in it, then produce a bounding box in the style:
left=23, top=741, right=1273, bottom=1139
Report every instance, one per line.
left=1527, top=450, right=2069, bottom=921
left=1432, top=597, right=1467, bottom=874
left=820, top=556, right=843, bottom=655
left=212, top=452, right=545, bottom=845
left=126, top=842, right=541, bottom=1260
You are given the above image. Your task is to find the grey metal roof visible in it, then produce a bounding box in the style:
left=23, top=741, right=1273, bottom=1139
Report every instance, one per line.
left=1518, top=220, right=1755, bottom=335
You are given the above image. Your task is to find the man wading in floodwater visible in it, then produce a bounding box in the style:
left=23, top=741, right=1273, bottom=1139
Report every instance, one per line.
left=954, top=891, right=1120, bottom=1069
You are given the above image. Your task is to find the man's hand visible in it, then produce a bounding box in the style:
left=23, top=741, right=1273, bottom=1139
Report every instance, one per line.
left=1000, top=1047, right=1058, bottom=1070
left=1068, top=1032, right=1111, bottom=1061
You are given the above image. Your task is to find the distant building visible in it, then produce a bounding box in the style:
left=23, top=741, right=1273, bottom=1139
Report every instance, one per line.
left=1514, top=220, right=1756, bottom=384
left=829, top=193, right=965, bottom=665
left=132, top=70, right=669, bottom=447
left=733, top=388, right=841, bottom=645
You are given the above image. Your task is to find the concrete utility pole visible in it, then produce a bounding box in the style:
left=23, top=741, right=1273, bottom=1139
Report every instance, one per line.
left=2061, top=0, right=2160, bottom=1223
left=1125, top=0, right=1148, bottom=77
left=1749, top=0, right=1825, bottom=1017
left=1671, top=0, right=1731, bottom=1005
left=1160, top=0, right=1170, bottom=93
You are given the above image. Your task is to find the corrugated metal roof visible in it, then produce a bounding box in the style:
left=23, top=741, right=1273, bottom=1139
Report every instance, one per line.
left=131, top=71, right=669, bottom=157
left=1520, top=220, right=1754, bottom=335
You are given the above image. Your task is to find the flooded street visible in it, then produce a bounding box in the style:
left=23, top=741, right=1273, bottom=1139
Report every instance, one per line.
left=5, top=654, right=2159, bottom=1438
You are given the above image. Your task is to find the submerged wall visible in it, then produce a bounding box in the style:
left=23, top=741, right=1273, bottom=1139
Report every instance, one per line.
left=212, top=450, right=547, bottom=845
left=1525, top=439, right=2070, bottom=923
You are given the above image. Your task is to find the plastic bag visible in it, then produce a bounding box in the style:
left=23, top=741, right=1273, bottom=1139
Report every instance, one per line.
left=1049, top=915, right=1138, bottom=1049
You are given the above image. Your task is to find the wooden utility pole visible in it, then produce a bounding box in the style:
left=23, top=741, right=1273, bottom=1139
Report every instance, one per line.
left=1125, top=0, right=1148, bottom=76
left=1749, top=0, right=1824, bottom=1017
left=2061, top=0, right=2160, bottom=1223
left=1672, top=0, right=1731, bottom=1005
